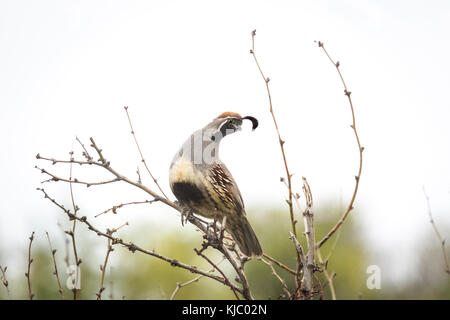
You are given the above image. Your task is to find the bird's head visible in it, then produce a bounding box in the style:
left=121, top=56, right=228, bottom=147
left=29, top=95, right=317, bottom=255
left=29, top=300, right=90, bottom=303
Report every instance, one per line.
left=207, top=111, right=258, bottom=142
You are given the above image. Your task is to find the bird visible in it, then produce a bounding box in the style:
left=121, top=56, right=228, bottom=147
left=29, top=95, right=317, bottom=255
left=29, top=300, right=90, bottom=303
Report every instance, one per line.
left=169, top=111, right=263, bottom=258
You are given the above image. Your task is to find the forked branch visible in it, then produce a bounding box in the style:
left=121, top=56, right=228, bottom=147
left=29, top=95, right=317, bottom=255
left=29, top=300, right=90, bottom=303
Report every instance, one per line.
left=36, top=131, right=254, bottom=299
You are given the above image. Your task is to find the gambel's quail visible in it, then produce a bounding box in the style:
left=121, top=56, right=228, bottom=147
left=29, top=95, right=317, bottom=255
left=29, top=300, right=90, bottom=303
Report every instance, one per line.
left=169, top=112, right=262, bottom=258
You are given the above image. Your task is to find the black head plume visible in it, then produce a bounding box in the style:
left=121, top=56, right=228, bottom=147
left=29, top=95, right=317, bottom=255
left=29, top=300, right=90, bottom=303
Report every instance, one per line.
left=242, top=116, right=258, bottom=130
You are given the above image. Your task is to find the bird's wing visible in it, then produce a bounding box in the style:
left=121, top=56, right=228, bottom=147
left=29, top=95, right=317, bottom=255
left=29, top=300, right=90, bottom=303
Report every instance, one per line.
left=207, top=163, right=245, bottom=216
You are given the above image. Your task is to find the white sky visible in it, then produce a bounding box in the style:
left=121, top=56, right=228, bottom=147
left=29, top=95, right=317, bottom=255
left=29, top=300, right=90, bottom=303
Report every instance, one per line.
left=1, top=0, right=450, bottom=285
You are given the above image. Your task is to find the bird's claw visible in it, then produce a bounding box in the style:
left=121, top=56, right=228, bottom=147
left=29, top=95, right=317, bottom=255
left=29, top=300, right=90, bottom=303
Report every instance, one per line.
left=180, top=207, right=193, bottom=227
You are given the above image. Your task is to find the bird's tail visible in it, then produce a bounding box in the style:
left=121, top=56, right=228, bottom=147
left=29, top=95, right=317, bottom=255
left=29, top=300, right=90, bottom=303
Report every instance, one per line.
left=227, top=216, right=262, bottom=258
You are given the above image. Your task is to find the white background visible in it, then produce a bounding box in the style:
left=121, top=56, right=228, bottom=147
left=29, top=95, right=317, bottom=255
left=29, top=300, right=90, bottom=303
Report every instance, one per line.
left=1, top=0, right=449, bottom=286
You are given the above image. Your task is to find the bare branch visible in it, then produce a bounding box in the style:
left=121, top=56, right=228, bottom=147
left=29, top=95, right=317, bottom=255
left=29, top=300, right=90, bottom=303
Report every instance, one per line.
left=36, top=166, right=119, bottom=187
left=313, top=273, right=324, bottom=300
left=315, top=41, right=364, bottom=249
left=262, top=253, right=296, bottom=276
left=57, top=221, right=71, bottom=269
left=68, top=151, right=81, bottom=300
left=289, top=231, right=306, bottom=299
left=96, top=239, right=113, bottom=300
left=45, top=232, right=64, bottom=299
left=288, top=232, right=306, bottom=272
left=316, top=249, right=337, bottom=300
left=36, top=187, right=244, bottom=295
left=96, top=222, right=128, bottom=300
left=250, top=30, right=297, bottom=238
left=250, top=30, right=303, bottom=295
left=261, top=258, right=291, bottom=299
left=37, top=137, right=256, bottom=299
left=0, top=266, right=11, bottom=299
left=194, top=248, right=240, bottom=300
left=95, top=200, right=158, bottom=218
left=299, top=177, right=316, bottom=300
left=124, top=106, right=169, bottom=200
left=25, top=231, right=35, bottom=300
left=423, top=186, right=450, bottom=274
left=169, top=257, right=226, bottom=300
left=76, top=136, right=93, bottom=161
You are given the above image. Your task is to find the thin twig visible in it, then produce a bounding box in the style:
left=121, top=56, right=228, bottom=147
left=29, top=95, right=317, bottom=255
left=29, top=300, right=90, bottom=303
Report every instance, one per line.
left=220, top=242, right=253, bottom=300
left=36, top=187, right=244, bottom=295
left=250, top=29, right=302, bottom=295
left=25, top=231, right=35, bottom=300
left=250, top=30, right=297, bottom=238
left=95, top=200, right=158, bottom=218
left=262, top=253, right=296, bottom=275
left=289, top=231, right=306, bottom=300
left=97, top=222, right=128, bottom=300
left=76, top=136, right=93, bottom=161
left=124, top=106, right=168, bottom=199
left=37, top=166, right=119, bottom=187
left=315, top=41, right=364, bottom=249
left=46, top=232, right=64, bottom=299
left=96, top=239, right=113, bottom=300
left=37, top=137, right=253, bottom=299
left=288, top=232, right=307, bottom=271
left=37, top=150, right=173, bottom=210
left=170, top=277, right=202, bottom=300
left=68, top=151, right=81, bottom=299
left=316, top=249, right=337, bottom=300
left=313, top=273, right=324, bottom=300
left=324, top=226, right=343, bottom=263
left=169, top=257, right=226, bottom=300
left=0, top=266, right=11, bottom=299
left=57, top=221, right=71, bottom=269
left=423, top=186, right=450, bottom=274
left=194, top=248, right=240, bottom=300
left=261, top=258, right=292, bottom=299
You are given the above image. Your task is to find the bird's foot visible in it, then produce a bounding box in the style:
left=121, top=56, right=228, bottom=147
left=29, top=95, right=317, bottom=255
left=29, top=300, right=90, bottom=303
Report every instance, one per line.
left=176, top=201, right=193, bottom=227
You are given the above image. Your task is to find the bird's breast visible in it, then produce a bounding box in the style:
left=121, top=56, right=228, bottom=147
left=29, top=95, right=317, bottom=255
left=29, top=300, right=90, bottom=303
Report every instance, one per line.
left=170, top=156, right=199, bottom=185
left=169, top=157, right=218, bottom=217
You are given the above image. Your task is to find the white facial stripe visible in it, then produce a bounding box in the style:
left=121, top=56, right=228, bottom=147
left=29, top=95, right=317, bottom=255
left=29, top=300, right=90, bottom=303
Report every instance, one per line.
left=218, top=118, right=230, bottom=132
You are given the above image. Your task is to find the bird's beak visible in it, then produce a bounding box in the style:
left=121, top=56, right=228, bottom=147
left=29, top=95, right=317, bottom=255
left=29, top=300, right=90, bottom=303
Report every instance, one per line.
left=242, top=116, right=259, bottom=130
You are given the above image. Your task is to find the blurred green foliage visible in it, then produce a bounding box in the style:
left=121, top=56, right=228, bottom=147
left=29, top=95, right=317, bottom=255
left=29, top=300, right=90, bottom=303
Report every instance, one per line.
left=0, top=204, right=449, bottom=300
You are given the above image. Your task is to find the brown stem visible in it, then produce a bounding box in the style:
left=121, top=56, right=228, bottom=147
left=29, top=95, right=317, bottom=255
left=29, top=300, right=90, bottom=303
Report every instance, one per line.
left=68, top=152, right=81, bottom=299
left=262, top=253, right=296, bottom=275
left=195, top=249, right=240, bottom=300
left=95, top=200, right=158, bottom=218
left=170, top=257, right=226, bottom=300
left=261, top=258, right=291, bottom=299
left=26, top=232, right=35, bottom=300
left=250, top=30, right=297, bottom=238
left=316, top=249, right=336, bottom=299
left=36, top=187, right=244, bottom=295
left=96, top=239, right=113, bottom=300
left=124, top=106, right=169, bottom=199
left=315, top=41, right=364, bottom=249
left=45, top=232, right=64, bottom=299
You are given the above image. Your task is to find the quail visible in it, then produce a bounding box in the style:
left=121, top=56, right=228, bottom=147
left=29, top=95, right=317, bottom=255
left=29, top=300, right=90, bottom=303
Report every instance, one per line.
left=169, top=111, right=262, bottom=258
